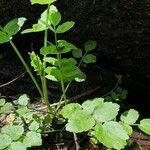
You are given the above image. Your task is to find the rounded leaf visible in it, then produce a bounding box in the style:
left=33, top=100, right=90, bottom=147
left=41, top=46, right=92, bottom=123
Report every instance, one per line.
left=1, top=125, right=24, bottom=141
left=50, top=11, right=61, bottom=26
left=120, top=109, right=139, bottom=125
left=66, top=110, right=95, bottom=133
left=82, top=54, right=96, bottom=64
left=138, top=119, right=150, bottom=135
left=29, top=121, right=40, bottom=131
left=72, top=49, right=82, bottom=58
left=18, top=94, right=30, bottom=106
left=0, top=98, right=5, bottom=106
left=0, top=134, right=12, bottom=149
left=9, top=142, right=26, bottom=150
left=0, top=102, right=13, bottom=113
left=84, top=40, right=97, bottom=52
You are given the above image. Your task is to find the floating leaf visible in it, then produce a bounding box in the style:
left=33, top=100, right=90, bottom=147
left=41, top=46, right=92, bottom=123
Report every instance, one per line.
left=82, top=54, right=96, bottom=64
left=56, top=21, right=75, bottom=33
left=121, top=109, right=139, bottom=125
left=60, top=103, right=81, bottom=119
left=0, top=134, right=12, bottom=149
left=9, top=142, right=26, bottom=150
left=66, top=110, right=95, bottom=133
left=18, top=94, right=30, bottom=106
left=82, top=98, right=104, bottom=114
left=1, top=125, right=24, bottom=141
left=93, top=102, right=119, bottom=122
left=31, top=0, right=56, bottom=5
left=23, top=132, right=42, bottom=148
left=72, top=49, right=82, bottom=58
left=84, top=40, right=97, bottom=52
left=138, top=119, right=150, bottom=135
left=94, top=122, right=129, bottom=150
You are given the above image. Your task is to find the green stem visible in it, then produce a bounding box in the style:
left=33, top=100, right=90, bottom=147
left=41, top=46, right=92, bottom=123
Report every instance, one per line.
left=54, top=29, right=67, bottom=105
left=9, top=40, right=43, bottom=98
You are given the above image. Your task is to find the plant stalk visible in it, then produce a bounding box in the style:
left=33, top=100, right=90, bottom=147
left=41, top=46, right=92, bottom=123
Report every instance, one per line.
left=9, top=40, right=43, bottom=98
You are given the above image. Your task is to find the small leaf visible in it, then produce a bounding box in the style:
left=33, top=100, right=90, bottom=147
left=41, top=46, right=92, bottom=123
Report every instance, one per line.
left=93, top=102, right=119, bottom=122
left=138, top=119, right=150, bottom=135
left=44, top=57, right=58, bottom=65
left=0, top=134, right=12, bottom=149
left=60, top=103, right=81, bottom=119
left=9, top=142, right=26, bottom=150
left=40, top=43, right=57, bottom=55
left=84, top=40, right=97, bottom=52
left=0, top=102, right=13, bottom=113
left=23, top=132, right=42, bottom=148
left=119, top=122, right=133, bottom=135
left=18, top=94, right=30, bottom=106
left=0, top=98, right=5, bottom=106
left=29, top=121, right=40, bottom=131
left=1, top=125, right=24, bottom=141
left=0, top=31, right=10, bottom=44
left=72, top=49, right=82, bottom=58
left=121, top=109, right=139, bottom=125
left=31, top=0, right=56, bottom=5
left=94, top=122, right=129, bottom=150
left=82, top=54, right=96, bottom=64
left=16, top=107, right=29, bottom=116
left=50, top=11, right=61, bottom=26
left=56, top=21, right=75, bottom=33
left=82, top=98, right=104, bottom=114
left=66, top=110, right=95, bottom=133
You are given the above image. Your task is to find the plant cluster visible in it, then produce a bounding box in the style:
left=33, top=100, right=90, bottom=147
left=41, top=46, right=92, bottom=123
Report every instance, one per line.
left=0, top=0, right=150, bottom=150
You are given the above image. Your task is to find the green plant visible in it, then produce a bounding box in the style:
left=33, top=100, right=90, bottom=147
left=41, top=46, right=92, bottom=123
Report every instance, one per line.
left=60, top=98, right=150, bottom=150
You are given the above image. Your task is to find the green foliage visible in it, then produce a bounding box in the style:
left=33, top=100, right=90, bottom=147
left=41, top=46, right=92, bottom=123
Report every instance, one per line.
left=138, top=119, right=150, bottom=135
left=18, top=94, right=30, bottom=106
left=0, top=101, right=13, bottom=114
left=31, top=0, right=56, bottom=5
left=0, top=134, right=12, bottom=149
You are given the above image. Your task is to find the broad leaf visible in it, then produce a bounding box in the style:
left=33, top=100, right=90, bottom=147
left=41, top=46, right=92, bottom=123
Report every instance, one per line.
left=119, top=122, right=133, bottom=136
left=72, top=48, right=82, bottom=58
left=0, top=31, right=10, bottom=44
left=0, top=134, right=12, bottom=149
left=9, top=142, right=26, bottom=150
left=60, top=103, right=81, bottom=119
left=66, top=110, right=95, bottom=133
left=82, top=54, right=96, bottom=64
left=0, top=102, right=13, bottom=114
left=4, top=18, right=26, bottom=36
left=94, top=122, right=129, bottom=150
left=138, top=119, right=150, bottom=135
left=29, top=121, right=40, bottom=131
left=82, top=98, right=104, bottom=114
left=40, top=43, right=57, bottom=55
left=31, top=0, right=56, bottom=5
left=1, top=125, right=24, bottom=141
left=23, top=132, right=42, bottom=147
left=0, top=98, right=5, bottom=106
left=50, top=11, right=61, bottom=26
left=121, top=109, right=139, bottom=125
left=84, top=40, right=97, bottom=52
left=93, top=102, right=119, bottom=122
left=56, top=21, right=75, bottom=33
left=18, top=94, right=29, bottom=106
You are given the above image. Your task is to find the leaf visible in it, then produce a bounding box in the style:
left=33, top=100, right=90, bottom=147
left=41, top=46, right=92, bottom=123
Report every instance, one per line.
left=72, top=49, right=82, bottom=58
left=82, top=54, right=96, bottom=64
left=119, top=122, right=133, bottom=136
left=0, top=98, right=5, bottom=106
left=44, top=57, right=58, bottom=65
left=9, top=142, right=26, bottom=150
left=93, top=102, right=119, bottom=122
left=0, top=102, right=13, bottom=113
left=138, top=119, right=150, bottom=135
left=4, top=18, right=26, bottom=36
left=23, top=132, right=42, bottom=148
left=31, top=0, right=56, bottom=5
left=57, top=40, right=78, bottom=53
left=16, top=107, right=29, bottom=116
left=0, top=134, right=12, bottom=149
left=18, top=94, right=30, bottom=106
left=121, top=109, right=139, bottom=125
left=66, top=110, right=95, bottom=133
left=84, top=40, right=97, bottom=52
left=60, top=103, right=81, bottom=119
left=0, top=31, right=10, bottom=44
left=82, top=98, right=104, bottom=114
left=94, top=122, right=129, bottom=150
left=29, top=121, right=40, bottom=131
left=50, top=11, right=61, bottom=26
left=40, top=43, right=57, bottom=55
left=56, top=21, right=75, bottom=33
left=1, top=125, right=24, bottom=141
left=29, top=52, right=44, bottom=75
